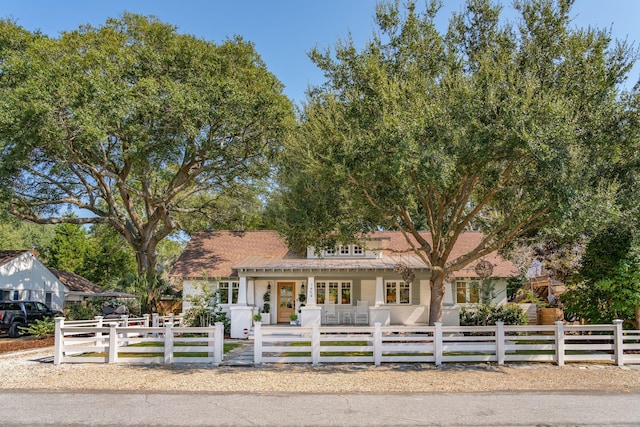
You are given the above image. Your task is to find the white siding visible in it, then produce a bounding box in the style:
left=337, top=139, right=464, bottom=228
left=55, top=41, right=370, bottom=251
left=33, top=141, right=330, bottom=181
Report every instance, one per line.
left=0, top=252, right=65, bottom=311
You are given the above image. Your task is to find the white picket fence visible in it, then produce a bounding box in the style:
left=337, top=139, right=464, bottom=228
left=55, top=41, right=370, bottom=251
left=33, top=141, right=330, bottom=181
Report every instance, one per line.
left=253, top=320, right=640, bottom=366
left=53, top=317, right=223, bottom=365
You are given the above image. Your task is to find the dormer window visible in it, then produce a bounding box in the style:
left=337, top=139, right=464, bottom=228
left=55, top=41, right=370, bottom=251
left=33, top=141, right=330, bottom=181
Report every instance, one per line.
left=339, top=245, right=350, bottom=255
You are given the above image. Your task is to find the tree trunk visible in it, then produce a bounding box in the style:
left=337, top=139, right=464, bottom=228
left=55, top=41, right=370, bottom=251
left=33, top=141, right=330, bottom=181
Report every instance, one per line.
left=429, top=271, right=446, bottom=325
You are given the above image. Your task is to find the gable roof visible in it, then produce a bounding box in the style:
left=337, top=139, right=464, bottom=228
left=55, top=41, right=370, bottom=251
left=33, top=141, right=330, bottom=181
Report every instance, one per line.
left=0, top=250, right=29, bottom=266
left=170, top=230, right=517, bottom=279
left=50, top=269, right=102, bottom=293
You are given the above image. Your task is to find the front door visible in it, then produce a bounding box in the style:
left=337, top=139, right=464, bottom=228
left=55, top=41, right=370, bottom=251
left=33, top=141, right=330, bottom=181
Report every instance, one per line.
left=277, top=282, right=295, bottom=323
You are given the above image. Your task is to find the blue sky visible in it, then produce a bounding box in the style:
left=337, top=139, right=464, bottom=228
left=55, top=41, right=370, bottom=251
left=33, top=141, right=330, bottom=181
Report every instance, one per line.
left=2, top=1, right=639, bottom=104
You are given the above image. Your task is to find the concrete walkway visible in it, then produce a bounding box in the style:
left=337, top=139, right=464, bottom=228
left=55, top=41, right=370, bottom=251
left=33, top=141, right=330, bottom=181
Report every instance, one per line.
left=220, top=340, right=254, bottom=366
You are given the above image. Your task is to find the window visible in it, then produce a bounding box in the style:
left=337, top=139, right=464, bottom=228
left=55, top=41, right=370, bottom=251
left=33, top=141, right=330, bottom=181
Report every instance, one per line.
left=324, top=248, right=335, bottom=256
left=456, top=281, right=479, bottom=304
left=316, top=281, right=352, bottom=304
left=316, top=282, right=326, bottom=304
left=339, top=245, right=350, bottom=255
left=385, top=281, right=411, bottom=304
left=352, top=245, right=363, bottom=255
left=45, top=292, right=52, bottom=307
left=217, top=281, right=239, bottom=305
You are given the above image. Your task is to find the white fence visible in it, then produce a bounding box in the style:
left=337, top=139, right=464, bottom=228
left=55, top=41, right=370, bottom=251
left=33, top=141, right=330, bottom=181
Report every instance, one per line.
left=253, top=320, right=640, bottom=366
left=54, top=317, right=223, bottom=365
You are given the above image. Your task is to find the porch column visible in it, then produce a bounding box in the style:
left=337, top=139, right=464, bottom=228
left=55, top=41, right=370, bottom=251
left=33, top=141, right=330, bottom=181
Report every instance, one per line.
left=237, top=276, right=248, bottom=306
left=247, top=278, right=255, bottom=306
left=307, top=276, right=316, bottom=306
left=375, top=276, right=385, bottom=306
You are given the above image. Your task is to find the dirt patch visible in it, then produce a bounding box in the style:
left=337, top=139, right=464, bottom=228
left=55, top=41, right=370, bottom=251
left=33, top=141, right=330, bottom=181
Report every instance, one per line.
left=0, top=336, right=54, bottom=354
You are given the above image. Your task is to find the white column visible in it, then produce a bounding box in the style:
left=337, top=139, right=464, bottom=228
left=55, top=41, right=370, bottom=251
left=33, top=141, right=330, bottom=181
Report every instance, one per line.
left=237, top=276, right=248, bottom=306
left=307, top=276, right=316, bottom=306
left=247, top=278, right=255, bottom=306
left=375, top=276, right=385, bottom=306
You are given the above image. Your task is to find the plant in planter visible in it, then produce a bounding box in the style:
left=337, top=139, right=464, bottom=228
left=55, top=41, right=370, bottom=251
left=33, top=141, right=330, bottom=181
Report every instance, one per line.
left=262, top=290, right=271, bottom=324
left=289, top=312, right=298, bottom=325
left=253, top=313, right=262, bottom=323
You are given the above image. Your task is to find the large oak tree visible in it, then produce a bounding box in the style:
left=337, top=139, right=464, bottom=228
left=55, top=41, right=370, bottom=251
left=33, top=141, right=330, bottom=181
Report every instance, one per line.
left=0, top=14, right=294, bottom=279
left=275, top=0, right=638, bottom=324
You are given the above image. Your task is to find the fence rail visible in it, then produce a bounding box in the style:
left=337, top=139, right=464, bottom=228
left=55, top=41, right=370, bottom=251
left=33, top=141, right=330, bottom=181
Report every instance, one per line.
left=254, top=320, right=640, bottom=366
left=54, top=318, right=222, bottom=365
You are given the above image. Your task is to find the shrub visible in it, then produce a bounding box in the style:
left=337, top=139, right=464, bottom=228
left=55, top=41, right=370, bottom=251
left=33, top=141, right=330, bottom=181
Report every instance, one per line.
left=460, top=304, right=528, bottom=326
left=183, top=282, right=230, bottom=333
left=19, top=317, right=55, bottom=339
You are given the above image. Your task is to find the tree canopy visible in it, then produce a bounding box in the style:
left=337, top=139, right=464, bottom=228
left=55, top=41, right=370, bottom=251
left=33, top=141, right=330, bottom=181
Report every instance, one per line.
left=274, top=0, right=638, bottom=324
left=0, top=13, right=294, bottom=279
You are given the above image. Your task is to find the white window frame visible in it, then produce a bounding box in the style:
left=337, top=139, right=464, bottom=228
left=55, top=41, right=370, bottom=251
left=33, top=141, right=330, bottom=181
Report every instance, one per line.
left=385, top=280, right=412, bottom=304
left=455, top=281, right=480, bottom=304
left=352, top=245, right=364, bottom=255
left=339, top=245, right=350, bottom=255
left=316, top=280, right=352, bottom=305
left=216, top=281, right=239, bottom=305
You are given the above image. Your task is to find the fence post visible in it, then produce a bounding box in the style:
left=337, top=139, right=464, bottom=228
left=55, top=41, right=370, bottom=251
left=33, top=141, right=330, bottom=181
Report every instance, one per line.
left=555, top=321, right=565, bottom=366
left=143, top=314, right=150, bottom=327
left=54, top=317, right=64, bottom=365
left=94, top=316, right=104, bottom=345
left=434, top=322, right=443, bottom=367
left=312, top=322, right=320, bottom=366
left=613, top=319, right=624, bottom=366
left=214, top=322, right=224, bottom=364
left=373, top=323, right=382, bottom=366
left=108, top=323, right=118, bottom=363
left=496, top=321, right=505, bottom=365
left=253, top=321, right=262, bottom=365
left=164, top=323, right=174, bottom=364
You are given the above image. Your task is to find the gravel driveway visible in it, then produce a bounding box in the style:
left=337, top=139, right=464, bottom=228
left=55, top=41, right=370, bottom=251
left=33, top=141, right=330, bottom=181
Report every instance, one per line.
left=2, top=346, right=640, bottom=393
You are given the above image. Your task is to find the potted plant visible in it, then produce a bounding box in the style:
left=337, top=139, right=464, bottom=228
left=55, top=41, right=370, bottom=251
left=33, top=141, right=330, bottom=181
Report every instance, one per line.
left=253, top=312, right=262, bottom=324
left=262, top=290, right=271, bottom=325
left=289, top=312, right=298, bottom=326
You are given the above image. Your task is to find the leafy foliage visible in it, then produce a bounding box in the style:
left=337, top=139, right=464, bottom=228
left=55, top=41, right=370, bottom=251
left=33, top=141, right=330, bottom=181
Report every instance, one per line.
left=275, top=0, right=637, bottom=324
left=0, top=14, right=294, bottom=279
left=563, top=223, right=640, bottom=327
left=460, top=303, right=529, bottom=326
left=183, top=282, right=230, bottom=333
left=19, top=317, right=55, bottom=339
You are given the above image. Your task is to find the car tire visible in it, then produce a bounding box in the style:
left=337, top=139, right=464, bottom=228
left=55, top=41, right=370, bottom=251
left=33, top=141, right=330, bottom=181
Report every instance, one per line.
left=8, top=322, right=25, bottom=338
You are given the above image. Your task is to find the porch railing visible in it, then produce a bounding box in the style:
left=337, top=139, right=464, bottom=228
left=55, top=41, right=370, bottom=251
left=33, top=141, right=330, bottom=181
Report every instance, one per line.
left=253, top=320, right=640, bottom=366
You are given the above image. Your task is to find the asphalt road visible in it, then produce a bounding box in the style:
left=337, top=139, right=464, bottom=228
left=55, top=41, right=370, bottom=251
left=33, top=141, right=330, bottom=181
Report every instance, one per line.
left=1, top=390, right=639, bottom=426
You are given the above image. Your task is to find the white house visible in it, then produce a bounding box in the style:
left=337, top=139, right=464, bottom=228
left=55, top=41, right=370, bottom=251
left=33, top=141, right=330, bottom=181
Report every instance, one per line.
left=170, top=230, right=518, bottom=338
left=0, top=250, right=103, bottom=311
left=0, top=250, right=66, bottom=311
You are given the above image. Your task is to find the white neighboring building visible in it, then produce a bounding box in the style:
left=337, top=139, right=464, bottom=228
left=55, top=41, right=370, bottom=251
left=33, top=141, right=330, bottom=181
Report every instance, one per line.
left=0, top=250, right=103, bottom=312
left=0, top=250, right=65, bottom=311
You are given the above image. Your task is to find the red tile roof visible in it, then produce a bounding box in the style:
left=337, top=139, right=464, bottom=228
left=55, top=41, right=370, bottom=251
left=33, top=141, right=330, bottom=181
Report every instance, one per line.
left=170, top=230, right=517, bottom=279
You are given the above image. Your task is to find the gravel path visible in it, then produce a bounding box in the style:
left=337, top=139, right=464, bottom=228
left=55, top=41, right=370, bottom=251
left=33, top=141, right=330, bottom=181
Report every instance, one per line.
left=2, top=346, right=640, bottom=393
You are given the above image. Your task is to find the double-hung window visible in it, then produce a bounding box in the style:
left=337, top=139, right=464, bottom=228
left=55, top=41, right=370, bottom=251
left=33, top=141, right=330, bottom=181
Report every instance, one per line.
left=316, top=281, right=352, bottom=304
left=456, top=281, right=479, bottom=304
left=385, top=280, right=411, bottom=304
left=217, top=281, right=239, bottom=305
